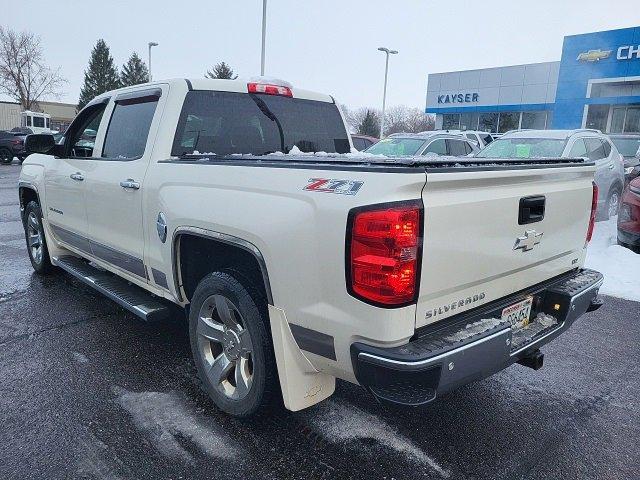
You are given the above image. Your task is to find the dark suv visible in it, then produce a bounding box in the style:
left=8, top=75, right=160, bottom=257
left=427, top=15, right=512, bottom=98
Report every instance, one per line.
left=0, top=130, right=29, bottom=164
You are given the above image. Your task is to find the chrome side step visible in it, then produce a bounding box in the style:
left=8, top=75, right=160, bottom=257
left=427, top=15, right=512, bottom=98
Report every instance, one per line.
left=55, top=255, right=171, bottom=322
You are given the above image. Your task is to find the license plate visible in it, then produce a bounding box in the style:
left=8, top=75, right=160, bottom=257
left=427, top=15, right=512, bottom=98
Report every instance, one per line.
left=501, top=297, right=533, bottom=329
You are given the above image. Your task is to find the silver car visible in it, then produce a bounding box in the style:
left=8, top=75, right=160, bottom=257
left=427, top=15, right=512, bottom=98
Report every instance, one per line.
left=476, top=129, right=625, bottom=220
left=365, top=132, right=479, bottom=157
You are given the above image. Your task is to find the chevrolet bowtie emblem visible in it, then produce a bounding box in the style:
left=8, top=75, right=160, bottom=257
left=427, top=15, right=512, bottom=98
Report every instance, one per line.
left=576, top=49, right=611, bottom=62
left=514, top=230, right=543, bottom=252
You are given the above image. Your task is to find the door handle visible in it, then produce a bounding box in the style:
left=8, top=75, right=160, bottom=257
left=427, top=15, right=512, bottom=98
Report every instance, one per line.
left=120, top=179, right=140, bottom=190
left=70, top=172, right=84, bottom=181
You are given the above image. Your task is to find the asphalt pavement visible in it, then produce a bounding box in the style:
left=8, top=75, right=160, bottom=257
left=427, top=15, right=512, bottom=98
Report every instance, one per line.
left=0, top=162, right=638, bottom=480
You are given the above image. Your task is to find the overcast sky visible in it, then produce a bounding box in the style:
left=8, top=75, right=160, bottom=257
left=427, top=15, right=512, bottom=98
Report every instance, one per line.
left=6, top=0, right=640, bottom=110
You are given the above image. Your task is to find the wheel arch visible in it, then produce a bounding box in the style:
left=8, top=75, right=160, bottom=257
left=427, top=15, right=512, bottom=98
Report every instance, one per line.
left=18, top=182, right=40, bottom=221
left=172, top=227, right=273, bottom=306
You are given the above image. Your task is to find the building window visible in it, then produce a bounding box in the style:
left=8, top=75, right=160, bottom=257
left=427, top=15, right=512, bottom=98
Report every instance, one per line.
left=459, top=113, right=479, bottom=131
left=498, top=112, right=520, bottom=133
left=442, top=114, right=460, bottom=130
left=521, top=111, right=547, bottom=130
left=585, top=105, right=609, bottom=131
left=611, top=108, right=625, bottom=133
left=624, top=107, right=640, bottom=133
left=478, top=113, right=498, bottom=133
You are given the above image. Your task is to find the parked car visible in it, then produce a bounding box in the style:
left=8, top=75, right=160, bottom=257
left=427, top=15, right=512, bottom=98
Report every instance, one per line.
left=365, top=131, right=478, bottom=157
left=433, top=129, right=493, bottom=148
left=618, top=177, right=640, bottom=252
left=350, top=134, right=378, bottom=151
left=20, top=78, right=603, bottom=417
left=476, top=129, right=625, bottom=220
left=608, top=134, right=640, bottom=183
left=0, top=130, right=27, bottom=165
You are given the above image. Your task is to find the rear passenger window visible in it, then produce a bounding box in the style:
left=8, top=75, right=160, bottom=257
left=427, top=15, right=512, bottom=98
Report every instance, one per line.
left=102, top=92, right=159, bottom=159
left=568, top=139, right=588, bottom=158
left=423, top=139, right=447, bottom=156
left=447, top=139, right=467, bottom=156
left=602, top=140, right=611, bottom=157
left=584, top=138, right=607, bottom=161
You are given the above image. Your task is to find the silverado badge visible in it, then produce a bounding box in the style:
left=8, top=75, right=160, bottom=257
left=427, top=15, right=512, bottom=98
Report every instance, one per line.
left=513, top=230, right=543, bottom=252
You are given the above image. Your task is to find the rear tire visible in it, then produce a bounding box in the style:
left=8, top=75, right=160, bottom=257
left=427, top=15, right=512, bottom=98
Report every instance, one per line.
left=23, top=201, right=53, bottom=274
left=189, top=271, right=278, bottom=417
left=604, top=185, right=622, bottom=220
left=0, top=148, right=13, bottom=165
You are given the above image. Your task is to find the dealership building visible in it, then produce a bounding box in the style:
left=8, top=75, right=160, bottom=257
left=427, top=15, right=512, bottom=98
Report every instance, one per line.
left=426, top=26, right=640, bottom=134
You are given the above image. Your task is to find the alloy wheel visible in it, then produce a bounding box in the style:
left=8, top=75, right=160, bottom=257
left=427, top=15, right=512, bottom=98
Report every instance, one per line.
left=196, top=294, right=254, bottom=400
left=608, top=191, right=620, bottom=218
left=27, top=212, right=44, bottom=265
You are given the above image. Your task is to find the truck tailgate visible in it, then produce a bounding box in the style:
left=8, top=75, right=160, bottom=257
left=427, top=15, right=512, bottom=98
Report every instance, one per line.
left=416, top=164, right=596, bottom=328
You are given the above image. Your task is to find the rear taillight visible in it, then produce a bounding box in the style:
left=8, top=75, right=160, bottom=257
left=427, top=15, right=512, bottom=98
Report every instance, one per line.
left=247, top=82, right=293, bottom=97
left=586, top=182, right=598, bottom=244
left=346, top=201, right=422, bottom=307
left=11, top=138, right=23, bottom=146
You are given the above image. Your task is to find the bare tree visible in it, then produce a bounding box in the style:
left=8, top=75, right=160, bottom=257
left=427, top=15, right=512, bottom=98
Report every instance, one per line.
left=0, top=27, right=65, bottom=110
left=341, top=104, right=435, bottom=136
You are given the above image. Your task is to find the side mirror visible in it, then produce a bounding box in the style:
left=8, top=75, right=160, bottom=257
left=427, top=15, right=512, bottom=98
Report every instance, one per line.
left=25, top=134, right=57, bottom=155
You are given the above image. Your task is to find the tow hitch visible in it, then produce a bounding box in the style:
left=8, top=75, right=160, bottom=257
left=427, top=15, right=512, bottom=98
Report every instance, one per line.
left=517, top=349, right=544, bottom=370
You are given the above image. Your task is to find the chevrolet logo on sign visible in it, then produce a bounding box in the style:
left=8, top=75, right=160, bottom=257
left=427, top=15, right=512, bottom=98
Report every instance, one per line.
left=576, top=49, right=612, bottom=62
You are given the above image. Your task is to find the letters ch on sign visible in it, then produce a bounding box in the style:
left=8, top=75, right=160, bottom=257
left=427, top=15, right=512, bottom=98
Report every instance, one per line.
left=437, top=93, right=479, bottom=104
left=617, top=45, right=640, bottom=60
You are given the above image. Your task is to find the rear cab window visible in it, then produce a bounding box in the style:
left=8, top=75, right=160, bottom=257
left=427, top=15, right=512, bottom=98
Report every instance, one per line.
left=172, top=90, right=350, bottom=156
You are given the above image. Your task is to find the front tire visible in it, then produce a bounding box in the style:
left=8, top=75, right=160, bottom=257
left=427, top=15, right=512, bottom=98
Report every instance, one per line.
left=189, top=272, right=278, bottom=417
left=23, top=201, right=53, bottom=274
left=0, top=148, right=13, bottom=165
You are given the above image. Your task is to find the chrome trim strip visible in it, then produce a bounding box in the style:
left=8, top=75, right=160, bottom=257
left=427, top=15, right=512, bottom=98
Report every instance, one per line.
left=358, top=328, right=510, bottom=368
left=172, top=226, right=273, bottom=304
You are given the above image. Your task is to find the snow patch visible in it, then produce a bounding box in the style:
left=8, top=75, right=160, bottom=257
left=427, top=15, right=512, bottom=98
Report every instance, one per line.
left=113, top=387, right=237, bottom=463
left=585, top=217, right=640, bottom=301
left=444, top=318, right=504, bottom=343
left=73, top=352, right=89, bottom=364
left=308, top=398, right=449, bottom=478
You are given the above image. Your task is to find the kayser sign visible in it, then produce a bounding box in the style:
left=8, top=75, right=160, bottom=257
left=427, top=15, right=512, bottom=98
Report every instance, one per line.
left=437, top=92, right=479, bottom=104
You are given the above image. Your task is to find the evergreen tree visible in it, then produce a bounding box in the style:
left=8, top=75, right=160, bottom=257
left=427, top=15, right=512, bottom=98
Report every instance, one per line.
left=357, top=110, right=380, bottom=137
left=205, top=61, right=238, bottom=79
left=78, top=39, right=120, bottom=109
left=120, top=52, right=149, bottom=87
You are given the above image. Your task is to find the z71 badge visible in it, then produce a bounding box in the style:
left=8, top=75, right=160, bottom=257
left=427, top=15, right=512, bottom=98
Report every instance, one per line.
left=303, top=178, right=364, bottom=195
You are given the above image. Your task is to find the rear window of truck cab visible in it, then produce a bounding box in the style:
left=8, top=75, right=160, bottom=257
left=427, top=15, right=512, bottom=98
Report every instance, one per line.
left=171, top=90, right=350, bottom=156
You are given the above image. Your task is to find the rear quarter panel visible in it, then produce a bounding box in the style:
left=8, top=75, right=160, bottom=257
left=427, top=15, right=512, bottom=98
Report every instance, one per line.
left=144, top=161, right=427, bottom=382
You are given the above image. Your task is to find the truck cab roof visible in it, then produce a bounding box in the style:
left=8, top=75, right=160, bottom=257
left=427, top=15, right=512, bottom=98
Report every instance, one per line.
left=92, top=78, right=335, bottom=105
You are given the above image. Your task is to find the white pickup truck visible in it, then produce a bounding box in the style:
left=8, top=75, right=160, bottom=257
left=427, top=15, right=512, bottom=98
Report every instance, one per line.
left=19, top=78, right=604, bottom=417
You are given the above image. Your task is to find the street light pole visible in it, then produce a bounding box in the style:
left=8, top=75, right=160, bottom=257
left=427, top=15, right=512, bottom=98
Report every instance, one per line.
left=260, top=0, right=267, bottom=75
left=377, top=47, right=398, bottom=138
left=148, top=42, right=158, bottom=81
